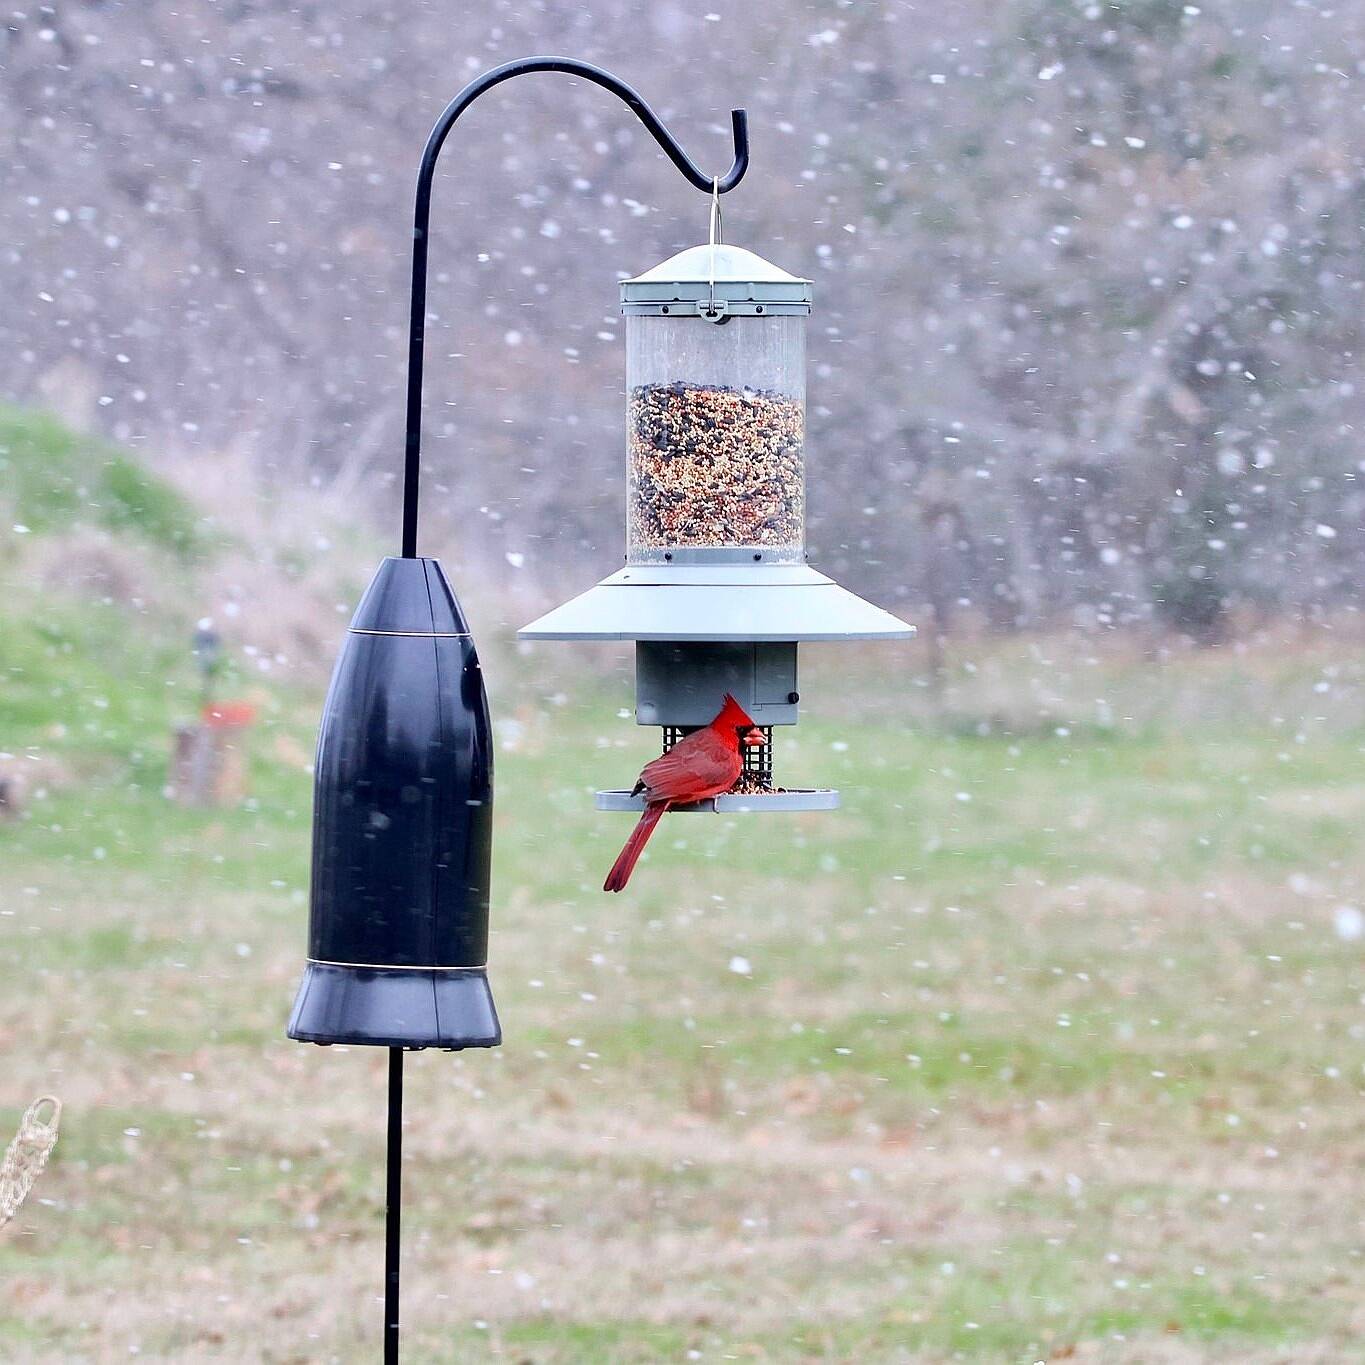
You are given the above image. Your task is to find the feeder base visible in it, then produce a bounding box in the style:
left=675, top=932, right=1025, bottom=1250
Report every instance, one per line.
left=287, top=962, right=500, bottom=1049
left=594, top=788, right=839, bottom=813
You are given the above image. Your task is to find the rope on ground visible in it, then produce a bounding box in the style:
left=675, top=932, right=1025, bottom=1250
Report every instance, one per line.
left=0, top=1096, right=62, bottom=1229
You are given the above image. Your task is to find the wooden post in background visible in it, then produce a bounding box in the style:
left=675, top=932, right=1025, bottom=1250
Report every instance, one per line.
left=170, top=702, right=255, bottom=807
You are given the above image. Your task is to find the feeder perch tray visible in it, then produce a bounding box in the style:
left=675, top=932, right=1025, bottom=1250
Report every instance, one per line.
left=594, top=788, right=839, bottom=813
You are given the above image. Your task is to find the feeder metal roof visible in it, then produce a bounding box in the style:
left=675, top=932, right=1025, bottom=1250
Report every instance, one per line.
left=518, top=563, right=915, bottom=642
left=621, top=243, right=812, bottom=311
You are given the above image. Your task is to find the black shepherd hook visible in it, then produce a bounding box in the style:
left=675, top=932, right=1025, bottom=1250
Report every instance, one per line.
left=399, top=56, right=751, bottom=558
left=382, top=55, right=748, bottom=1365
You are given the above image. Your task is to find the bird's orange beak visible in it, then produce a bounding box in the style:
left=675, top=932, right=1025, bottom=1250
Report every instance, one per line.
left=741, top=727, right=765, bottom=748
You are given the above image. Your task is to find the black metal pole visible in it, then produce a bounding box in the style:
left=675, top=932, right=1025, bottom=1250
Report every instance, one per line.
left=377, top=55, right=754, bottom=1358
left=385, top=1047, right=403, bottom=1363
left=399, top=56, right=751, bottom=559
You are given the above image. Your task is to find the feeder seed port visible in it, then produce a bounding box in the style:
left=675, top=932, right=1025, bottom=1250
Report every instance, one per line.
left=595, top=724, right=839, bottom=812
left=594, top=789, right=839, bottom=813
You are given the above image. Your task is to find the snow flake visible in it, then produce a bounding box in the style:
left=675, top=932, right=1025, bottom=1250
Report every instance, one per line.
left=1333, top=905, right=1363, bottom=941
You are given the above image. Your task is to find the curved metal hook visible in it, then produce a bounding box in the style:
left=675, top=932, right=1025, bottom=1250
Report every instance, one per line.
left=401, top=56, right=751, bottom=557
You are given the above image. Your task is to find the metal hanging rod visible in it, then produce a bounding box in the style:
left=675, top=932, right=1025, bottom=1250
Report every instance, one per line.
left=400, top=56, right=752, bottom=559
left=379, top=56, right=751, bottom=1361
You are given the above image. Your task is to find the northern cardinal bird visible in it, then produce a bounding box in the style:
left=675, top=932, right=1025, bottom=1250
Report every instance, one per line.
left=603, top=693, right=765, bottom=893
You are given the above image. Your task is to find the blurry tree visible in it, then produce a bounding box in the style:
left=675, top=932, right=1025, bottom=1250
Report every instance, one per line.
left=3, top=0, right=1363, bottom=635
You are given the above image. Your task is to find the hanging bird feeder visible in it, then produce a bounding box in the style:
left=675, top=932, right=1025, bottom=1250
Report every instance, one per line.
left=519, top=222, right=913, bottom=808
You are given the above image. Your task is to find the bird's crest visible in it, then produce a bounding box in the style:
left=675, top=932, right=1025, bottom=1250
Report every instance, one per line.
left=714, top=692, right=757, bottom=730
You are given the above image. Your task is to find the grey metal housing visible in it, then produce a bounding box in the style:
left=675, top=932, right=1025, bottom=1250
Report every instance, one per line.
left=636, top=640, right=798, bottom=726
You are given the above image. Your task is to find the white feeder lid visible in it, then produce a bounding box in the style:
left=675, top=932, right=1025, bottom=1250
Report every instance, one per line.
left=517, top=563, right=914, bottom=643
left=621, top=243, right=812, bottom=309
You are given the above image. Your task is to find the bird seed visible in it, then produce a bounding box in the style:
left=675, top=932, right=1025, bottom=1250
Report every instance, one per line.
left=628, top=382, right=804, bottom=549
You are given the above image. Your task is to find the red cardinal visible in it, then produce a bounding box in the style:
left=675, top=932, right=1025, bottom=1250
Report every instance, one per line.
left=603, top=693, right=765, bottom=893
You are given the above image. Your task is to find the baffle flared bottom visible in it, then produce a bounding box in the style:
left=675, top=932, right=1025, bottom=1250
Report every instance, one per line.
left=287, top=961, right=500, bottom=1049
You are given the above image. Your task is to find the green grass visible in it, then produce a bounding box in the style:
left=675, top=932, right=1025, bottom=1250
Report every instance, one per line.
left=0, top=419, right=1362, bottom=1359
left=0, top=403, right=201, bottom=557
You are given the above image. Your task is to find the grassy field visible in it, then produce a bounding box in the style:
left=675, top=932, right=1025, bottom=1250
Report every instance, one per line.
left=3, top=611, right=1364, bottom=1362
left=2, top=412, right=1364, bottom=1361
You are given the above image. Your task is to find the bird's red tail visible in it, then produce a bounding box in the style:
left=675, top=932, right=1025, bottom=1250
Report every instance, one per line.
left=603, top=801, right=669, bottom=893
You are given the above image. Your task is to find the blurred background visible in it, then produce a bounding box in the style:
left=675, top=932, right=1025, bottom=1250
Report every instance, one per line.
left=9, top=0, right=1365, bottom=635
left=2, top=2, right=1363, bottom=1362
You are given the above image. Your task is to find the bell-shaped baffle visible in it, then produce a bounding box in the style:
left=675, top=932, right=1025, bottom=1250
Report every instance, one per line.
left=288, top=557, right=500, bottom=1049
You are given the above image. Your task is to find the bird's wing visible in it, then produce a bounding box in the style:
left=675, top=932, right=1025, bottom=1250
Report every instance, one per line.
left=638, top=729, right=739, bottom=802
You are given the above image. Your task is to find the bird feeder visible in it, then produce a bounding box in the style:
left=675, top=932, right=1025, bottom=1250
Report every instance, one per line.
left=519, top=241, right=913, bottom=807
